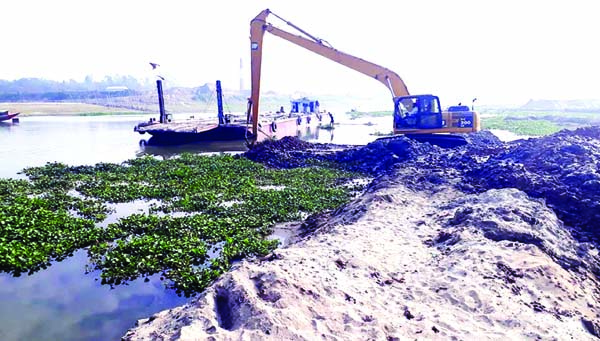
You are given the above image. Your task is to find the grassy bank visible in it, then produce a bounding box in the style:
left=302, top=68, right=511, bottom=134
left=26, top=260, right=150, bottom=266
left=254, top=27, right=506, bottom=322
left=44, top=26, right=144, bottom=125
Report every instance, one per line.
left=346, top=110, right=391, bottom=120
left=1, top=102, right=149, bottom=116
left=481, top=116, right=560, bottom=136
left=481, top=109, right=600, bottom=136
left=343, top=108, right=599, bottom=136
left=0, top=154, right=363, bottom=297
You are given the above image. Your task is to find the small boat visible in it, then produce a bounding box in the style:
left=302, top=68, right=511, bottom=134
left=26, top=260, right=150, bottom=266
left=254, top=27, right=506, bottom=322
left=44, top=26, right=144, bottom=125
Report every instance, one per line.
left=0, top=111, right=20, bottom=122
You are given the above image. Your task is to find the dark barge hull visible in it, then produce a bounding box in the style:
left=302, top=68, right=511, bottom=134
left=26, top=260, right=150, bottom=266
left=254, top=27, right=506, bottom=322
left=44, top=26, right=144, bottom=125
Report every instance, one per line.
left=136, top=115, right=323, bottom=146
left=144, top=124, right=250, bottom=145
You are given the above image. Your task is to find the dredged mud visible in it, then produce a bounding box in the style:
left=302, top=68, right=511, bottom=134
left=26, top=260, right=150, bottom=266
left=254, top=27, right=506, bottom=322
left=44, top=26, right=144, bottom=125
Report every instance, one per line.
left=242, top=128, right=600, bottom=284
left=244, top=128, right=600, bottom=245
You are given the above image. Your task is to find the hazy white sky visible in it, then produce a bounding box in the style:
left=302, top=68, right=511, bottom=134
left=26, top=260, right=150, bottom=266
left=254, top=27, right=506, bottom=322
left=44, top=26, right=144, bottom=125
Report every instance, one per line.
left=2, top=0, right=599, bottom=106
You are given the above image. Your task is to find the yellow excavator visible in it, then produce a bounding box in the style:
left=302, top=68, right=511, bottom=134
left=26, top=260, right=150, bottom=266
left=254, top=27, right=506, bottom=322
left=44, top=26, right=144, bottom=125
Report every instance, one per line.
left=248, top=9, right=480, bottom=147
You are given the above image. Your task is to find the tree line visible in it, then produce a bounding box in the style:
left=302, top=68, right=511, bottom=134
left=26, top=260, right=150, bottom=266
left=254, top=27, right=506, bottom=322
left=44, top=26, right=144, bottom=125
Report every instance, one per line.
left=0, top=76, right=154, bottom=102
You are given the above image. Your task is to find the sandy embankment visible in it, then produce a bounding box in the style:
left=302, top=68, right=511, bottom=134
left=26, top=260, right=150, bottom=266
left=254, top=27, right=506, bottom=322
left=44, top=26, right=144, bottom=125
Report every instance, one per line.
left=123, top=172, right=600, bottom=340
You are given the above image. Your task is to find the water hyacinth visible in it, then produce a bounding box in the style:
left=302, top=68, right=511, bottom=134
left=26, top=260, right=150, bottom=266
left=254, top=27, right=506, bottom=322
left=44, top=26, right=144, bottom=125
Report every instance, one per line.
left=1, top=154, right=364, bottom=296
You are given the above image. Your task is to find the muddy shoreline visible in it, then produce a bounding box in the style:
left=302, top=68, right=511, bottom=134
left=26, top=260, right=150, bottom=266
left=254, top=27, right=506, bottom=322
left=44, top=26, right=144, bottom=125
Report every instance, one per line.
left=123, top=128, right=600, bottom=340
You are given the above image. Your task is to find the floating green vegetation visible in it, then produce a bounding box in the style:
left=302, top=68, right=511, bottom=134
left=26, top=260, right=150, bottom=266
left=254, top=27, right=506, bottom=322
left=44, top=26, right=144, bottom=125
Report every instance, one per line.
left=0, top=178, right=109, bottom=276
left=346, top=110, right=391, bottom=120
left=482, top=116, right=561, bottom=136
left=370, top=130, right=394, bottom=137
left=1, top=154, right=362, bottom=296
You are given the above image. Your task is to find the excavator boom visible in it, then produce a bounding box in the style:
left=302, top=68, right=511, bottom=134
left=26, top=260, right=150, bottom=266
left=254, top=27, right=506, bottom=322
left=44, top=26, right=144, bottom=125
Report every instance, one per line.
left=249, top=9, right=409, bottom=139
left=264, top=25, right=410, bottom=97
left=248, top=9, right=479, bottom=144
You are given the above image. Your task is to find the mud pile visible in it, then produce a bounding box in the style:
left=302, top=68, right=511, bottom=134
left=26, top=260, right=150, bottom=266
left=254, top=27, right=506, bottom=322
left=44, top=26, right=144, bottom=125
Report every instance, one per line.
left=245, top=127, right=600, bottom=245
left=244, top=135, right=439, bottom=175
left=242, top=137, right=334, bottom=169
left=330, top=136, right=439, bottom=175
left=464, top=127, right=600, bottom=240
left=397, top=127, right=600, bottom=243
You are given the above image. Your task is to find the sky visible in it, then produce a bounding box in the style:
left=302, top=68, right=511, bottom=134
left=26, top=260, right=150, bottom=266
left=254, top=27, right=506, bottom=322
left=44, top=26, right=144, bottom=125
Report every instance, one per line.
left=2, top=0, right=599, bottom=107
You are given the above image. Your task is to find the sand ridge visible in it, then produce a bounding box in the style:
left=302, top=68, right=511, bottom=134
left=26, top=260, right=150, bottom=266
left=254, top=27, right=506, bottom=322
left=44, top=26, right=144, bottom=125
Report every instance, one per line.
left=123, top=177, right=600, bottom=340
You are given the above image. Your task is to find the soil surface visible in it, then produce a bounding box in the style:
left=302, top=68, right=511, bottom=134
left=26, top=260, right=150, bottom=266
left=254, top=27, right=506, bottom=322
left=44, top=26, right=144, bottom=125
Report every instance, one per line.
left=124, top=128, right=600, bottom=340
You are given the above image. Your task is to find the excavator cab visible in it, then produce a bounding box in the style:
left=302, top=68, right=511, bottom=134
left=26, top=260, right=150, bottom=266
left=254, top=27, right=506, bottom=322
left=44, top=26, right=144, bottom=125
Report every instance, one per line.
left=394, top=95, right=443, bottom=130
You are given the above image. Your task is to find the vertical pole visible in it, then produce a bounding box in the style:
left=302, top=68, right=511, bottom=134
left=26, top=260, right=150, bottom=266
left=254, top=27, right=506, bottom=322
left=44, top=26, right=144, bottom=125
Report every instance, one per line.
left=216, top=80, right=224, bottom=125
left=157, top=79, right=166, bottom=123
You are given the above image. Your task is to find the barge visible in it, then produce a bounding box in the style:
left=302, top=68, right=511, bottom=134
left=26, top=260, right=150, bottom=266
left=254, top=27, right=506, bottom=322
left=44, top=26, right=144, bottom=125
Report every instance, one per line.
left=134, top=80, right=330, bottom=145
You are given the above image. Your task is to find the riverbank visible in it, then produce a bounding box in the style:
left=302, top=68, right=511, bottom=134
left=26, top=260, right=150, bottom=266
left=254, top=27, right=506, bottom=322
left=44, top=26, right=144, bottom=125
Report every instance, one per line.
left=122, top=128, right=600, bottom=340
left=0, top=102, right=146, bottom=116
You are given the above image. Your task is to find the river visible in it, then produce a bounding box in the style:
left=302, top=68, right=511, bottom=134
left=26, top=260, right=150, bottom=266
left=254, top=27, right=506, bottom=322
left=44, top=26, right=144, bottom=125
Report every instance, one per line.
left=0, top=114, right=391, bottom=341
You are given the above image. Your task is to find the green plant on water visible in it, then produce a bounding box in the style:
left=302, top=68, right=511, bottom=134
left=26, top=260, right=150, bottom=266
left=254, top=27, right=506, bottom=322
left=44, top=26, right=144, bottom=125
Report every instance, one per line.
left=482, top=116, right=561, bottom=136
left=1, top=154, right=366, bottom=297
left=370, top=131, right=394, bottom=137
left=346, top=110, right=391, bottom=120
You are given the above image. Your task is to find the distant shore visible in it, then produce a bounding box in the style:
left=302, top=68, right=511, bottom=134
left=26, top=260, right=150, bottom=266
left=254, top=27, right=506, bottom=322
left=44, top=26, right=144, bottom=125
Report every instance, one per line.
left=0, top=102, right=148, bottom=116
left=4, top=101, right=600, bottom=137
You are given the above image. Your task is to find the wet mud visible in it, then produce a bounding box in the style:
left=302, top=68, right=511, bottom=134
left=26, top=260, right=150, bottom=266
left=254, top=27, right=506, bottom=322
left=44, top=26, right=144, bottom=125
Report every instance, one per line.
left=244, top=126, right=600, bottom=255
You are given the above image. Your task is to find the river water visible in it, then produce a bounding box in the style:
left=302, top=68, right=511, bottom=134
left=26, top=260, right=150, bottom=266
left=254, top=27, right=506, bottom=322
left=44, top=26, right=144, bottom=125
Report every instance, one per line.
left=0, top=114, right=390, bottom=341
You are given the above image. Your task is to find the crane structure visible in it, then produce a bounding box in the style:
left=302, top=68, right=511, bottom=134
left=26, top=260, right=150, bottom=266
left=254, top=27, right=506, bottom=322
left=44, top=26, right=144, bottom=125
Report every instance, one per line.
left=247, top=9, right=480, bottom=146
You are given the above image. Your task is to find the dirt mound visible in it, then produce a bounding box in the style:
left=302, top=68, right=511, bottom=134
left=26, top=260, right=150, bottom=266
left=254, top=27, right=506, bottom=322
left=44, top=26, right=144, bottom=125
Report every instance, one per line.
left=248, top=136, right=317, bottom=153
left=244, top=128, right=600, bottom=244
left=330, top=136, right=438, bottom=175
left=378, top=127, right=600, bottom=243
left=463, top=127, right=600, bottom=239
left=557, top=125, right=600, bottom=140
left=457, top=130, right=504, bottom=147
left=242, top=137, right=336, bottom=169
left=123, top=181, right=600, bottom=341
left=440, top=189, right=596, bottom=272
left=243, top=136, right=438, bottom=175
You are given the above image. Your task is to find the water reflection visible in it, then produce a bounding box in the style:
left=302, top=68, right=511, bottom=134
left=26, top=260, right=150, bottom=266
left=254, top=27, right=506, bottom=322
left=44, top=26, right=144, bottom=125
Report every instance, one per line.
left=0, top=115, right=387, bottom=179
left=133, top=123, right=348, bottom=159
left=0, top=115, right=150, bottom=179
left=0, top=195, right=187, bottom=341
left=137, top=139, right=248, bottom=159
left=0, top=250, right=187, bottom=341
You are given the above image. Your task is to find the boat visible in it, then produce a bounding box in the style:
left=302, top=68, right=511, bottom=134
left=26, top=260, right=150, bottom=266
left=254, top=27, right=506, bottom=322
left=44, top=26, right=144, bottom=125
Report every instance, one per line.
left=134, top=80, right=329, bottom=145
left=0, top=111, right=20, bottom=122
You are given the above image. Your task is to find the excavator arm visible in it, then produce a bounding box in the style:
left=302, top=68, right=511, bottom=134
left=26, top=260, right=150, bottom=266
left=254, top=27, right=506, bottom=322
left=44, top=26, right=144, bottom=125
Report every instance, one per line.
left=249, top=9, right=410, bottom=139
left=248, top=8, right=479, bottom=145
